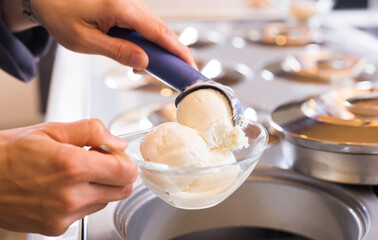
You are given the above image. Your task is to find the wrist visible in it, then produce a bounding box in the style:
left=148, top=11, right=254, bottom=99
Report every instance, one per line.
left=22, top=0, right=40, bottom=24
left=0, top=130, right=11, bottom=167
left=1, top=0, right=39, bottom=32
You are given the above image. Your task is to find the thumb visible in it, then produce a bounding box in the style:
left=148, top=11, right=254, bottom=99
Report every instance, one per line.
left=86, top=29, right=149, bottom=70
left=44, top=119, right=127, bottom=151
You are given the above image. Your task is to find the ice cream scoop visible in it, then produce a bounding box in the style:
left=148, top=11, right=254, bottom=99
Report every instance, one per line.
left=107, top=27, right=243, bottom=126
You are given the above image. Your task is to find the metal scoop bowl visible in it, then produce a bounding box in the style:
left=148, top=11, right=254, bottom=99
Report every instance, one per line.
left=108, top=27, right=243, bottom=126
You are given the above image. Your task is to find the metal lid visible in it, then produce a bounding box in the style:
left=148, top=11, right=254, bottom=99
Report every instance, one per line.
left=282, top=50, right=367, bottom=81
left=176, top=26, right=224, bottom=48
left=262, top=49, right=378, bottom=84
left=245, top=22, right=324, bottom=47
left=270, top=84, right=378, bottom=154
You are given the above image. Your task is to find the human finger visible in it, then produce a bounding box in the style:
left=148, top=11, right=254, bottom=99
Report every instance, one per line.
left=87, top=182, right=134, bottom=203
left=66, top=148, right=138, bottom=186
left=134, top=20, right=197, bottom=69
left=51, top=183, right=132, bottom=215
left=44, top=119, right=128, bottom=152
left=133, top=69, right=146, bottom=75
left=62, top=182, right=133, bottom=210
left=83, top=27, right=149, bottom=70
left=116, top=4, right=197, bottom=69
left=44, top=203, right=108, bottom=236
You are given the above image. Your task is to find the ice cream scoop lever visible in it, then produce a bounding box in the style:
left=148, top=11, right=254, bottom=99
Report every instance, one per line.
left=107, top=27, right=243, bottom=125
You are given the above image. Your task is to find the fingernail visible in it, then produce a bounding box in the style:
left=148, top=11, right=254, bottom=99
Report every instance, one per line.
left=131, top=52, right=148, bottom=70
left=192, top=61, right=199, bottom=70
left=112, top=135, right=128, bottom=149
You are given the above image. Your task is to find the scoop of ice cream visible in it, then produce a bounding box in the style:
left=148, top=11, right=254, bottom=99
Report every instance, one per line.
left=139, top=88, right=250, bottom=208
left=140, top=122, right=240, bottom=196
left=140, top=122, right=210, bottom=167
left=208, top=148, right=236, bottom=166
left=140, top=148, right=239, bottom=195
left=181, top=148, right=239, bottom=193
left=202, top=119, right=248, bottom=150
left=176, top=89, right=248, bottom=150
left=164, top=149, right=241, bottom=207
left=176, top=89, right=232, bottom=132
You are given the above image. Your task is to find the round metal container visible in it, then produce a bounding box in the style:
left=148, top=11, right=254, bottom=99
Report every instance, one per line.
left=262, top=50, right=378, bottom=84
left=270, top=85, right=378, bottom=184
left=175, top=26, right=224, bottom=49
left=244, top=22, right=324, bottom=47
left=114, top=167, right=377, bottom=240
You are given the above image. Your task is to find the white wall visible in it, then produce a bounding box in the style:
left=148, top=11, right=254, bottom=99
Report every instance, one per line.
left=370, top=0, right=378, bottom=8
left=0, top=69, right=41, bottom=130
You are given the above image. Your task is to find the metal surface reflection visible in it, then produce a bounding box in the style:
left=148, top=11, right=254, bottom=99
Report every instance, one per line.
left=104, top=59, right=252, bottom=93
left=244, top=22, right=324, bottom=47
left=262, top=49, right=378, bottom=84
left=113, top=167, right=373, bottom=240
left=270, top=85, right=378, bottom=184
left=177, top=26, right=224, bottom=49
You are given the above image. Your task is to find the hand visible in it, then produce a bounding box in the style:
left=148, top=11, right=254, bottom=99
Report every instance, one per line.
left=30, top=0, right=196, bottom=70
left=0, top=119, right=137, bottom=236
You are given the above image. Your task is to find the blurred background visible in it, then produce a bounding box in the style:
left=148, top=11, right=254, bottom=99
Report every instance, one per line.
left=1, top=0, right=377, bottom=130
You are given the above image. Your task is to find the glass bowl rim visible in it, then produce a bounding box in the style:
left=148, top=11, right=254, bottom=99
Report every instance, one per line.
left=119, top=120, right=268, bottom=175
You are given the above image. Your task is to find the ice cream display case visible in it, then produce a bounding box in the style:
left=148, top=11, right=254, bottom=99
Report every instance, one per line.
left=82, top=20, right=378, bottom=240
left=40, top=9, right=378, bottom=240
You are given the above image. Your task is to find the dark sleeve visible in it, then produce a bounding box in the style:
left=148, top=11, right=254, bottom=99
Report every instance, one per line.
left=0, top=1, right=51, bottom=82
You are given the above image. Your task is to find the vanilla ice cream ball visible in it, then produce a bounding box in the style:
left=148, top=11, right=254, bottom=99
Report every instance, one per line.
left=139, top=89, right=250, bottom=209
left=140, top=122, right=210, bottom=167
left=140, top=123, right=240, bottom=194
left=208, top=148, right=237, bottom=166
left=143, top=148, right=240, bottom=206
left=176, top=89, right=248, bottom=150
left=183, top=148, right=240, bottom=193
left=176, top=89, right=233, bottom=133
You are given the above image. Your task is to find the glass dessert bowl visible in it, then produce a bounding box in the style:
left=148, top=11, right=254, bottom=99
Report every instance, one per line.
left=120, top=120, right=268, bottom=210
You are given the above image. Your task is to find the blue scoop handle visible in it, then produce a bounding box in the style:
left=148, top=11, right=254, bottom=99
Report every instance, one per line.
left=107, top=27, right=211, bottom=92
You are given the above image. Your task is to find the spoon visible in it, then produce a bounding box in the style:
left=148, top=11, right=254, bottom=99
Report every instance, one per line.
left=107, top=27, right=243, bottom=126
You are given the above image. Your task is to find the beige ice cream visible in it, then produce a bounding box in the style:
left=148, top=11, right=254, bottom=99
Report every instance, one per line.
left=139, top=89, right=248, bottom=207
left=176, top=89, right=248, bottom=150
left=140, top=122, right=210, bottom=167
left=140, top=121, right=241, bottom=169
left=176, top=89, right=232, bottom=133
